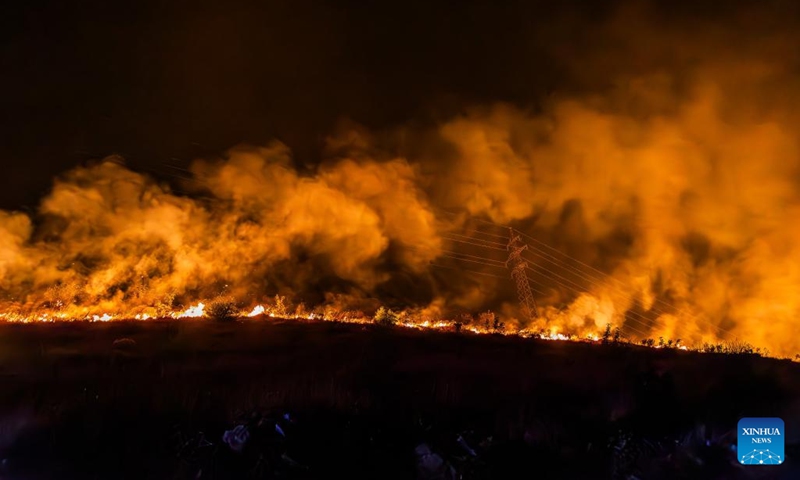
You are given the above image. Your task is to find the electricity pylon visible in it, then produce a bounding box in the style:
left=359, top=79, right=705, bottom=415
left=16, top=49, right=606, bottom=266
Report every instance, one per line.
left=506, top=228, right=539, bottom=321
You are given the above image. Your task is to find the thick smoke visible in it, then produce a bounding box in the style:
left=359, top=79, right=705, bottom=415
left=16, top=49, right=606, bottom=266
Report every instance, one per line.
left=0, top=144, right=443, bottom=318
left=411, top=1, right=800, bottom=354
left=2, top=1, right=800, bottom=355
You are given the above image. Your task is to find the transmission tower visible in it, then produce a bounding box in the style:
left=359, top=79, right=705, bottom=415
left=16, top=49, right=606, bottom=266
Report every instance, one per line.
left=506, top=228, right=539, bottom=321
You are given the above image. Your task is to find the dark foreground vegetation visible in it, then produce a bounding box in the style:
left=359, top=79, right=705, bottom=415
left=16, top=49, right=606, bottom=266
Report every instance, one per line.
left=0, top=319, right=798, bottom=479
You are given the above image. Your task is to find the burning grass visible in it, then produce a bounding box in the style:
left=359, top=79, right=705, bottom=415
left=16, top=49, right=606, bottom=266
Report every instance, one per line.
left=0, top=297, right=788, bottom=362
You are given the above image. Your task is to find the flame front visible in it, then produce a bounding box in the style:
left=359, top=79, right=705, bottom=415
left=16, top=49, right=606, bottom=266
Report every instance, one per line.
left=173, top=303, right=206, bottom=319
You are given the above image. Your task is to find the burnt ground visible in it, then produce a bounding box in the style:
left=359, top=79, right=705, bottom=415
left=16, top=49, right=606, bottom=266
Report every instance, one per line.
left=0, top=319, right=799, bottom=479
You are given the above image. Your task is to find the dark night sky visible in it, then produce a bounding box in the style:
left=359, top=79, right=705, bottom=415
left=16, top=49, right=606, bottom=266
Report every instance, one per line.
left=0, top=0, right=793, bottom=209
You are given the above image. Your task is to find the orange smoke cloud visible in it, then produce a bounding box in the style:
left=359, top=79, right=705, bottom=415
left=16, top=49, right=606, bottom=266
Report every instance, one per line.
left=418, top=59, right=800, bottom=354
left=0, top=142, right=445, bottom=320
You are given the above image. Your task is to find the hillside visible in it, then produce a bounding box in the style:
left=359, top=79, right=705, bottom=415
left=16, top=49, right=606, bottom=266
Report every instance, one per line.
left=0, top=319, right=798, bottom=479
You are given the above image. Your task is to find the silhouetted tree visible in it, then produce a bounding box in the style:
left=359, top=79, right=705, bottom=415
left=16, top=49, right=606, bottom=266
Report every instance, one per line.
left=602, top=324, right=612, bottom=344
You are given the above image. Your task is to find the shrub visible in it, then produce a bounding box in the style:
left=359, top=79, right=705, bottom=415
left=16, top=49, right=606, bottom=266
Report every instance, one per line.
left=323, top=305, right=341, bottom=321
left=602, top=324, right=612, bottom=343
left=701, top=339, right=762, bottom=356
left=207, top=299, right=238, bottom=322
left=272, top=295, right=290, bottom=317
left=701, top=342, right=722, bottom=353
left=155, top=293, right=177, bottom=318
left=613, top=327, right=621, bottom=344
left=373, top=307, right=398, bottom=326
left=722, top=339, right=760, bottom=355
left=492, top=316, right=505, bottom=332
left=478, top=311, right=496, bottom=330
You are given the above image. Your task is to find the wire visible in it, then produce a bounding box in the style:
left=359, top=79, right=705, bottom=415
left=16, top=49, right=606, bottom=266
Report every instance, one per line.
left=428, top=263, right=506, bottom=280
left=512, top=228, right=738, bottom=339
left=137, top=168, right=710, bottom=342
left=442, top=232, right=509, bottom=249
left=432, top=207, right=512, bottom=231
left=438, top=254, right=507, bottom=269
left=522, top=248, right=691, bottom=338
left=525, top=265, right=662, bottom=337
left=418, top=240, right=655, bottom=339
left=522, top=271, right=653, bottom=339
left=521, top=270, right=654, bottom=339
left=405, top=245, right=507, bottom=269
left=439, top=236, right=508, bottom=251
left=463, top=229, right=513, bottom=241
left=428, top=263, right=552, bottom=299
left=410, top=234, right=659, bottom=338
left=522, top=247, right=669, bottom=317
left=433, top=207, right=736, bottom=340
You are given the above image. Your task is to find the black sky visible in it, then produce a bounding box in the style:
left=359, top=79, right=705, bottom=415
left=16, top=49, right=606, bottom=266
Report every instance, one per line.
left=1, top=0, right=795, bottom=209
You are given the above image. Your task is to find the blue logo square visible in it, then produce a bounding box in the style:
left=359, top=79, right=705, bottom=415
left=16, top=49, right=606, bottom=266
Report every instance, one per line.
left=738, top=417, right=784, bottom=465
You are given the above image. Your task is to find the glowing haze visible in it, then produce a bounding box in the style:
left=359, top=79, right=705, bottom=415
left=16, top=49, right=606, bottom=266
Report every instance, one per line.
left=2, top=2, right=800, bottom=356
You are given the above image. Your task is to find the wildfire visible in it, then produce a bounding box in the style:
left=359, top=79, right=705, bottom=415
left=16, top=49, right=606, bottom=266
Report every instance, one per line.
left=3, top=92, right=800, bottom=359
left=0, top=297, right=790, bottom=360
left=91, top=313, right=113, bottom=322
left=173, top=302, right=206, bottom=319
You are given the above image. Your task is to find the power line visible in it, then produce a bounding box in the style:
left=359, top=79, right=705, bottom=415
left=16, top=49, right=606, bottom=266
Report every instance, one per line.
left=421, top=232, right=657, bottom=339
left=411, top=247, right=505, bottom=266
left=520, top=242, right=682, bottom=319
left=525, top=265, right=659, bottom=339
left=416, top=229, right=657, bottom=339
left=438, top=253, right=507, bottom=269
left=517, top=264, right=654, bottom=339
left=512, top=228, right=738, bottom=339
left=443, top=231, right=508, bottom=248
left=431, top=208, right=512, bottom=232
left=462, top=229, right=513, bottom=241
left=531, top=244, right=692, bottom=334
left=433, top=207, right=736, bottom=340
left=429, top=263, right=549, bottom=298
left=522, top=247, right=673, bottom=322
left=133, top=170, right=715, bottom=342
left=428, top=263, right=506, bottom=279
left=428, top=227, right=660, bottom=338
left=439, top=236, right=508, bottom=251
